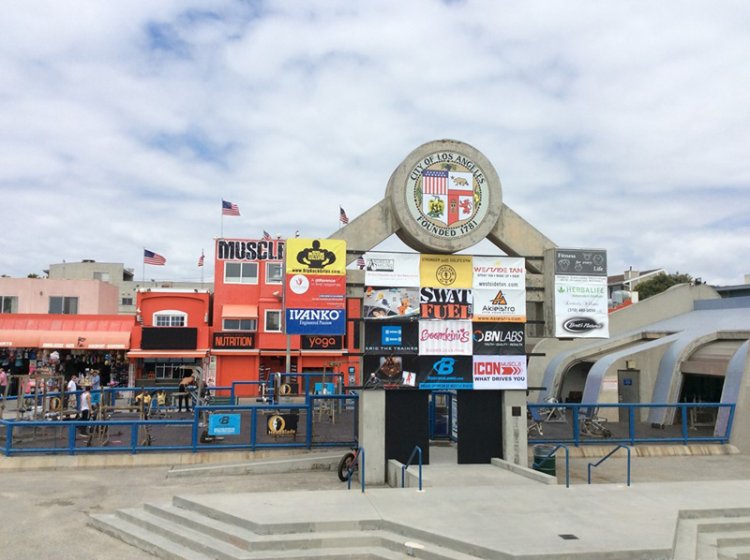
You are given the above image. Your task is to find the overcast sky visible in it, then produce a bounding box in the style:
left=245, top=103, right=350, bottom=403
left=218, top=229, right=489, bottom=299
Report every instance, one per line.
left=1, top=1, right=748, bottom=286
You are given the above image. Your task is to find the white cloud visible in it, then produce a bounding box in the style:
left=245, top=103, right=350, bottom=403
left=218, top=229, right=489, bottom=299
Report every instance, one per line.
left=0, top=0, right=748, bottom=287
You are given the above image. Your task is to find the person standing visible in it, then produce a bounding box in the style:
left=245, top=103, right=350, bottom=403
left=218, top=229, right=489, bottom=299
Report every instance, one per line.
left=78, top=385, right=92, bottom=435
left=177, top=372, right=195, bottom=412
left=90, top=369, right=101, bottom=407
left=66, top=374, right=78, bottom=410
left=0, top=367, right=8, bottom=399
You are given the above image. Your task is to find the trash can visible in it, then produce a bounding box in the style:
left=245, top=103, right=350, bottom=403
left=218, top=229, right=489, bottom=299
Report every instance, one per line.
left=532, top=445, right=556, bottom=476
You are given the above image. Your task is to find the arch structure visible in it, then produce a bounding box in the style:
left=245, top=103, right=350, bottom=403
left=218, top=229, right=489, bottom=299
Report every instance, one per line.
left=328, top=139, right=557, bottom=331
left=533, top=288, right=750, bottom=448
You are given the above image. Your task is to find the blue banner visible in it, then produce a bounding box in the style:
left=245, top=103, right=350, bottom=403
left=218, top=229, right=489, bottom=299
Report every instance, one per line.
left=285, top=308, right=346, bottom=335
left=208, top=413, right=241, bottom=436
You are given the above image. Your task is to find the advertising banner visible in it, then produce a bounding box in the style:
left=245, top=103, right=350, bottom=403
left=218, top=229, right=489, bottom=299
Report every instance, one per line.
left=363, top=252, right=420, bottom=287
left=363, top=286, right=419, bottom=320
left=286, top=238, right=346, bottom=276
left=418, top=319, right=472, bottom=356
left=419, top=288, right=473, bottom=320
left=364, top=322, right=418, bottom=354
left=471, top=323, right=525, bottom=355
left=212, top=332, right=255, bottom=350
left=364, top=354, right=419, bottom=386
left=420, top=254, right=473, bottom=289
left=417, top=355, right=473, bottom=390
left=285, top=308, right=346, bottom=335
left=472, top=288, right=527, bottom=322
left=300, top=335, right=343, bottom=350
left=208, top=413, right=241, bottom=436
left=285, top=274, right=346, bottom=309
left=554, top=275, right=609, bottom=338
left=472, top=256, right=526, bottom=290
left=472, top=355, right=527, bottom=390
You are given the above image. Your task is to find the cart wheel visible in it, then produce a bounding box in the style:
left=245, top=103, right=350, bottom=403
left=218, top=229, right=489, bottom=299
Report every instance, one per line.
left=337, top=452, right=356, bottom=482
left=602, top=428, right=612, bottom=438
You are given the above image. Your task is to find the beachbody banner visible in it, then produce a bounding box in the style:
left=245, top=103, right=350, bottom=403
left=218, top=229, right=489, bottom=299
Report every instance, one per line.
left=472, top=355, right=527, bottom=390
left=472, top=256, right=525, bottom=290
left=418, top=319, right=472, bottom=356
left=553, top=248, right=609, bottom=338
left=417, top=355, right=473, bottom=390
left=363, top=252, right=420, bottom=287
left=472, top=288, right=526, bottom=322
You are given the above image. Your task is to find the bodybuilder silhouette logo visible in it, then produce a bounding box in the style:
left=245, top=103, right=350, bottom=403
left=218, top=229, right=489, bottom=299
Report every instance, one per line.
left=296, top=240, right=337, bottom=269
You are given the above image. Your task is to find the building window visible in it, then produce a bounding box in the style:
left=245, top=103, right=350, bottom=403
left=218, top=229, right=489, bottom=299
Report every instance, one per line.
left=49, top=296, right=78, bottom=314
left=222, top=318, right=257, bottom=331
left=224, top=262, right=258, bottom=284
left=266, top=262, right=283, bottom=284
left=265, top=310, right=282, bottom=332
left=153, top=311, right=187, bottom=327
left=0, top=296, right=18, bottom=314
left=121, top=297, right=134, bottom=306
left=143, top=358, right=197, bottom=380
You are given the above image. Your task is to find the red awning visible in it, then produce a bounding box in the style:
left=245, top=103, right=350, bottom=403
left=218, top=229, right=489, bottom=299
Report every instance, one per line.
left=222, top=305, right=258, bottom=318
left=0, top=314, right=133, bottom=350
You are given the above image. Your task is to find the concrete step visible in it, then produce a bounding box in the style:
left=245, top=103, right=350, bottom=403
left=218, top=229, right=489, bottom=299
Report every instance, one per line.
left=718, top=546, right=750, bottom=560
left=673, top=511, right=750, bottom=560
left=93, top=499, right=498, bottom=560
left=115, top=507, right=249, bottom=560
left=88, top=512, right=215, bottom=560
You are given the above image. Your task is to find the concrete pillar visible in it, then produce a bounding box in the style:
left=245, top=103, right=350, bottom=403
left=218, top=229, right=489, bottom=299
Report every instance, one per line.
left=502, top=390, right=528, bottom=467
left=358, top=389, right=386, bottom=485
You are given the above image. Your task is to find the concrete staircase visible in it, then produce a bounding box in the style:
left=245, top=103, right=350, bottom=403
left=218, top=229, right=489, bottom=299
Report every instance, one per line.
left=88, top=495, right=503, bottom=560
left=672, top=508, right=750, bottom=560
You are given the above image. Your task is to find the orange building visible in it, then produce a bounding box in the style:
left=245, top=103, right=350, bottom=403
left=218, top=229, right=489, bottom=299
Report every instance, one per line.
left=210, top=238, right=360, bottom=397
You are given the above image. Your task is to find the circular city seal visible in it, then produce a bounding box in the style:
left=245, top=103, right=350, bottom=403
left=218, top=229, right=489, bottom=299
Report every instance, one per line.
left=387, top=139, right=503, bottom=253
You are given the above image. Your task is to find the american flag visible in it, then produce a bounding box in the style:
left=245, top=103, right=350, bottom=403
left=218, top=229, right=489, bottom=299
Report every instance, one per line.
left=144, top=249, right=166, bottom=266
left=422, top=170, right=448, bottom=195
left=222, top=199, right=240, bottom=216
left=262, top=230, right=272, bottom=241
left=339, top=206, right=349, bottom=225
left=356, top=256, right=366, bottom=269
left=197, top=252, right=205, bottom=267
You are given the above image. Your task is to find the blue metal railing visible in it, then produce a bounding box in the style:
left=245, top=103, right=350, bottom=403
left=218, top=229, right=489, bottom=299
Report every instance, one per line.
left=401, top=445, right=423, bottom=491
left=0, top=394, right=359, bottom=456
left=532, top=444, right=570, bottom=488
left=527, top=402, right=734, bottom=446
left=588, top=445, right=631, bottom=486
left=346, top=447, right=365, bottom=493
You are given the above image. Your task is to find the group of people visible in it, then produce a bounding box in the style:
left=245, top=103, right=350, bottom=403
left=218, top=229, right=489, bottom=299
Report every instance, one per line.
left=65, top=371, right=101, bottom=434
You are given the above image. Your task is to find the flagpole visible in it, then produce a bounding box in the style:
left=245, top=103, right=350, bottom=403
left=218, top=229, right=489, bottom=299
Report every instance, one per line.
left=201, top=249, right=204, bottom=286
left=221, top=200, right=224, bottom=238
left=142, top=247, right=145, bottom=282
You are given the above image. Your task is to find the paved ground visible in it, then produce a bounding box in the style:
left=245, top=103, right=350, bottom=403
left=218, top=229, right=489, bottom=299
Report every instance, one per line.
left=2, top=445, right=749, bottom=560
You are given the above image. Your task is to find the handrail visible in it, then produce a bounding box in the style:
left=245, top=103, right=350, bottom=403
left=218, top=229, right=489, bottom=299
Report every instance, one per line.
left=533, top=444, right=570, bottom=488
left=401, top=445, right=423, bottom=491
left=527, top=402, right=735, bottom=446
left=346, top=447, right=365, bottom=493
left=587, top=445, right=631, bottom=486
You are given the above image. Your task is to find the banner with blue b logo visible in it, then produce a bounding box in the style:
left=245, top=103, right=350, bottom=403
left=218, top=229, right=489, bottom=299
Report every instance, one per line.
left=208, top=413, right=241, bottom=436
